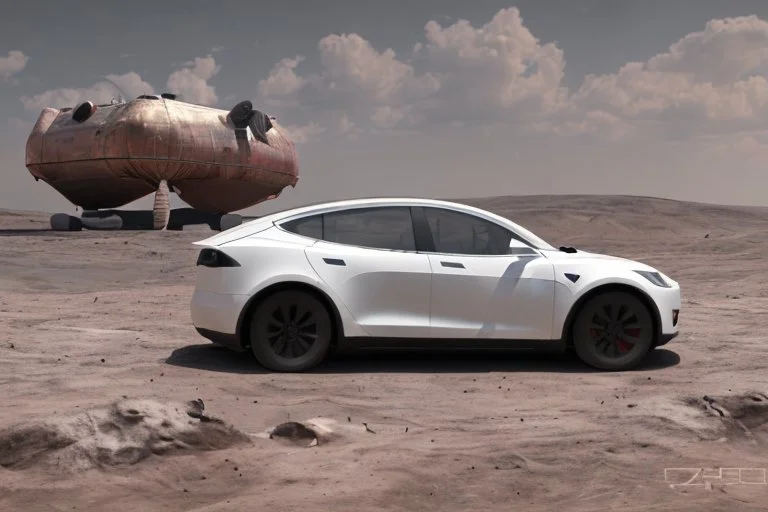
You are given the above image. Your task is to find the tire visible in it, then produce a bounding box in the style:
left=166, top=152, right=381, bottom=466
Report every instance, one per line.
left=571, top=291, right=655, bottom=371
left=50, top=213, right=82, bottom=231
left=80, top=211, right=124, bottom=230
left=249, top=290, right=333, bottom=372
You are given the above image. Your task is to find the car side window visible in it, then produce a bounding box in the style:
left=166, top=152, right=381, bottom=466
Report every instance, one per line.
left=323, top=207, right=416, bottom=251
left=423, top=207, right=513, bottom=255
left=281, top=215, right=323, bottom=240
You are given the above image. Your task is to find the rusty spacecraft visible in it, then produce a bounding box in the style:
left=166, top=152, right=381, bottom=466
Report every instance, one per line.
left=25, top=93, right=299, bottom=231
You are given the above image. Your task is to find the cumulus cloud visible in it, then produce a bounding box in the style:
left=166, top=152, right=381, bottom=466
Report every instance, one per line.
left=19, top=54, right=221, bottom=113
left=256, top=10, right=768, bottom=144
left=412, top=8, right=567, bottom=123
left=20, top=72, right=154, bottom=111
left=256, top=8, right=567, bottom=135
left=257, top=56, right=306, bottom=102
left=561, top=15, right=768, bottom=137
left=0, top=50, right=29, bottom=80
left=166, top=54, right=220, bottom=106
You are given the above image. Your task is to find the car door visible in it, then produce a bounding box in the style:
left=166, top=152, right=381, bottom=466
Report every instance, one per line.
left=302, top=206, right=432, bottom=338
left=419, top=206, right=556, bottom=340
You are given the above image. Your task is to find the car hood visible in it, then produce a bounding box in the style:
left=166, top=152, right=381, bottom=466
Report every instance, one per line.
left=539, top=248, right=656, bottom=271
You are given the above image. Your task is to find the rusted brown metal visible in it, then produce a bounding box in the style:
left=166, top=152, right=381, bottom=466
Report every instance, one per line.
left=25, top=96, right=300, bottom=214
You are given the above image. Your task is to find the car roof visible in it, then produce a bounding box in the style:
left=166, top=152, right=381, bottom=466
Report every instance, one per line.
left=196, top=196, right=556, bottom=249
left=264, top=197, right=476, bottom=219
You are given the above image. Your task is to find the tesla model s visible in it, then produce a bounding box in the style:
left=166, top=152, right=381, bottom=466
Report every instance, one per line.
left=189, top=198, right=681, bottom=372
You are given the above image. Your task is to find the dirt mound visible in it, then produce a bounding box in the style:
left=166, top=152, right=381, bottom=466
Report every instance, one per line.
left=685, top=391, right=768, bottom=442
left=0, top=398, right=251, bottom=472
left=262, top=417, right=375, bottom=448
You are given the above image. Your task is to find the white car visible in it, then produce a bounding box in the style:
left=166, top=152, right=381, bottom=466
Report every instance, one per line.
left=190, top=197, right=680, bottom=372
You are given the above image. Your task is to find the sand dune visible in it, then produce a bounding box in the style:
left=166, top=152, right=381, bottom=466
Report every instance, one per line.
left=1, top=195, right=768, bottom=511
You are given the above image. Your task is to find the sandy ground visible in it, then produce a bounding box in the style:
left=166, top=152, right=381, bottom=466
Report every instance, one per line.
left=1, top=195, right=767, bottom=511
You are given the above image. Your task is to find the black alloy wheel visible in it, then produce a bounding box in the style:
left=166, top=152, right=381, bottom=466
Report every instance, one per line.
left=571, top=291, right=655, bottom=371
left=249, top=290, right=333, bottom=372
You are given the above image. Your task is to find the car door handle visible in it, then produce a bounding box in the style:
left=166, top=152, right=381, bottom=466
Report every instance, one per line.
left=323, top=257, right=346, bottom=266
left=440, top=261, right=465, bottom=269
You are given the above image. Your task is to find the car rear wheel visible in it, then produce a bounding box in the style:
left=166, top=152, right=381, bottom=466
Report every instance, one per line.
left=249, top=290, right=333, bottom=372
left=571, top=291, right=655, bottom=371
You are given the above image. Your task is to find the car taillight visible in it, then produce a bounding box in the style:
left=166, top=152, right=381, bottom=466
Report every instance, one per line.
left=672, top=309, right=679, bottom=326
left=196, top=248, right=240, bottom=267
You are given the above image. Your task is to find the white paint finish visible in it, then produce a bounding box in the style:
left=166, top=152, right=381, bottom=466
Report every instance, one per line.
left=304, top=241, right=432, bottom=337
left=427, top=254, right=556, bottom=339
left=544, top=249, right=682, bottom=338
left=190, top=290, right=249, bottom=334
left=189, top=197, right=682, bottom=347
left=193, top=227, right=318, bottom=295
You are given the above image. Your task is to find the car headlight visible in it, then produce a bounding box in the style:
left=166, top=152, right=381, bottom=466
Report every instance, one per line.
left=634, top=270, right=671, bottom=288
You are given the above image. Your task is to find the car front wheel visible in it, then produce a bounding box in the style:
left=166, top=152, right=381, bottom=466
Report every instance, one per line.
left=249, top=290, right=333, bottom=372
left=571, top=291, right=655, bottom=371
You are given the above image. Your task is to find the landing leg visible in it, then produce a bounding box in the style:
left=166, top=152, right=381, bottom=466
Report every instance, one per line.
left=153, top=180, right=171, bottom=230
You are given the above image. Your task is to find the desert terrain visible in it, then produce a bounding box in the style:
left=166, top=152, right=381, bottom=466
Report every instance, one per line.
left=1, top=194, right=767, bottom=511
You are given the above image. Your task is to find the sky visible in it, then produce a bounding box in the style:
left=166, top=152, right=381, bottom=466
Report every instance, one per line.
left=3, top=0, right=768, bottom=215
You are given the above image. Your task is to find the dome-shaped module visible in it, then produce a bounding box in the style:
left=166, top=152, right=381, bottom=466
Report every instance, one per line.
left=25, top=97, right=299, bottom=214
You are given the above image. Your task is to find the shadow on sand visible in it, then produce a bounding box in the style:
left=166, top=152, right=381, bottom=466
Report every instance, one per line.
left=164, top=343, right=681, bottom=374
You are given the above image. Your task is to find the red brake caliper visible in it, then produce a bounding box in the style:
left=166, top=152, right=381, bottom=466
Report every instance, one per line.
left=617, top=328, right=641, bottom=353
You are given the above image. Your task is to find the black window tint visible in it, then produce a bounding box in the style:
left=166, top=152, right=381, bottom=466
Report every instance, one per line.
left=424, top=207, right=513, bottom=255
left=323, top=207, right=415, bottom=251
left=281, top=215, right=322, bottom=239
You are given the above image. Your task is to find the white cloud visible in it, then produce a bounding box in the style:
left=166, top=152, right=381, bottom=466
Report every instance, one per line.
left=256, top=8, right=566, bottom=136
left=568, top=15, right=768, bottom=137
left=256, top=33, right=439, bottom=134
left=20, top=72, right=154, bottom=111
left=257, top=55, right=306, bottom=101
left=19, top=54, right=221, bottom=113
left=256, top=11, right=768, bottom=145
left=166, top=54, right=220, bottom=106
left=412, top=7, right=567, bottom=123
left=0, top=50, right=29, bottom=80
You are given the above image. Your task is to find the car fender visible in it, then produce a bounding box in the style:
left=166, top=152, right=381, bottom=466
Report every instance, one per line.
left=239, top=271, right=367, bottom=340
left=552, top=272, right=662, bottom=341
